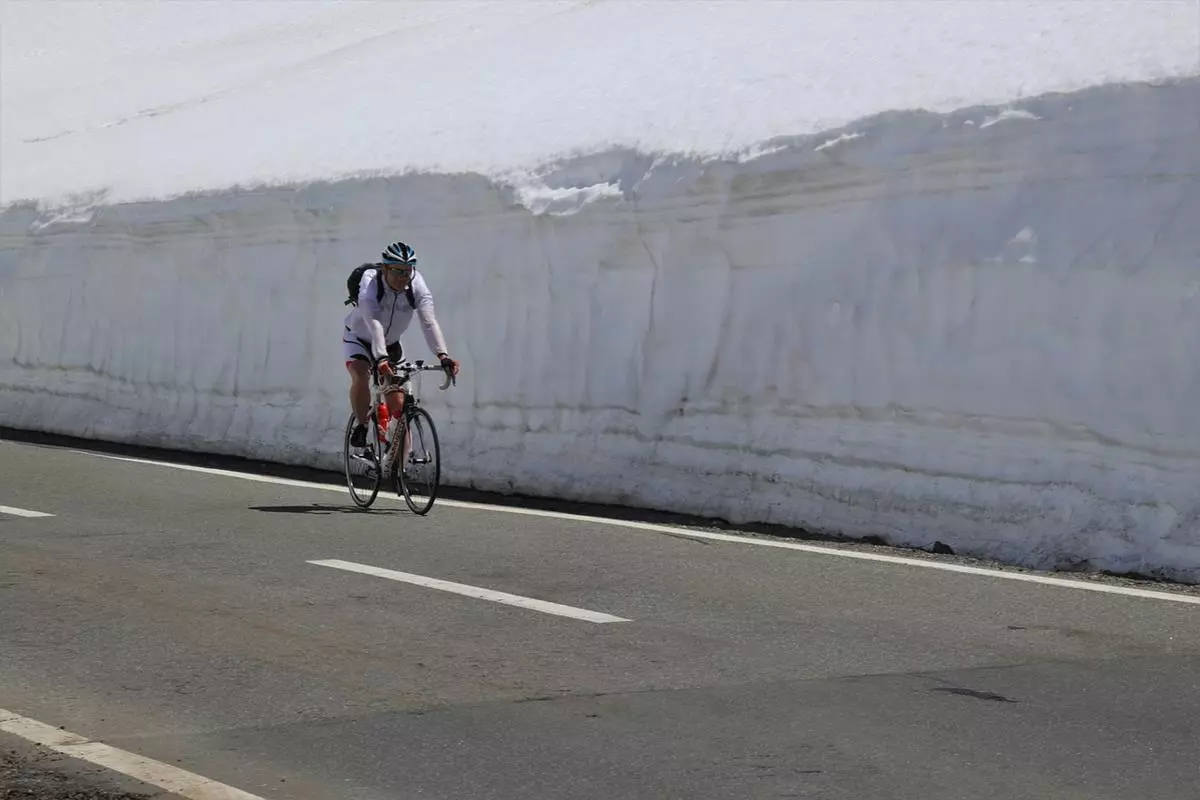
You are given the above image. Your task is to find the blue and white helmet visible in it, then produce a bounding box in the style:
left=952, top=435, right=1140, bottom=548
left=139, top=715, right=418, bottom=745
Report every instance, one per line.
left=381, top=241, right=417, bottom=266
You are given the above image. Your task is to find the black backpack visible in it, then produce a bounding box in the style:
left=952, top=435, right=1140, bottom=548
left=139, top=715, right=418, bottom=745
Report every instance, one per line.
left=345, top=263, right=415, bottom=309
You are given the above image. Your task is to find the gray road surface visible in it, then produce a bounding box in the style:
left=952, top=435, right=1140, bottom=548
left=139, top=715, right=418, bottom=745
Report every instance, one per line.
left=2, top=437, right=1200, bottom=799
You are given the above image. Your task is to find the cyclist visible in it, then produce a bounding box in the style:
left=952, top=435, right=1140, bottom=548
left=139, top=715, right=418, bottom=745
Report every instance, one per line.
left=342, top=241, right=460, bottom=449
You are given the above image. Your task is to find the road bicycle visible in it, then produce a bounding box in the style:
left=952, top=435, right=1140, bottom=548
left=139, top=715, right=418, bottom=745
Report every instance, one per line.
left=343, top=357, right=453, bottom=514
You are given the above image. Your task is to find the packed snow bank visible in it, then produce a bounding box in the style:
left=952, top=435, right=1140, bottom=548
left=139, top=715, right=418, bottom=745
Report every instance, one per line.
left=3, top=79, right=1200, bottom=579
left=4, top=0, right=1197, bottom=208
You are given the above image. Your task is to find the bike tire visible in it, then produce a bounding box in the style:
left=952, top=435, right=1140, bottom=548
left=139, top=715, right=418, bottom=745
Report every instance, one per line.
left=344, top=413, right=382, bottom=508
left=396, top=406, right=441, bottom=515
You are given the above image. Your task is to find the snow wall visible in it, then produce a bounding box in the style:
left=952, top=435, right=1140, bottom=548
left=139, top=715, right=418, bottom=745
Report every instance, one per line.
left=3, top=79, right=1199, bottom=580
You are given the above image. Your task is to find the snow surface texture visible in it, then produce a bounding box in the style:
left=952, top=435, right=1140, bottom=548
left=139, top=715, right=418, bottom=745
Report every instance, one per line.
left=3, top=0, right=1197, bottom=207
left=4, top=79, right=1200, bottom=580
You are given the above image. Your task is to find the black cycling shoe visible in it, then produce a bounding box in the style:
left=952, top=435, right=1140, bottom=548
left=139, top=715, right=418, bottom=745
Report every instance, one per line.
left=350, top=423, right=367, bottom=448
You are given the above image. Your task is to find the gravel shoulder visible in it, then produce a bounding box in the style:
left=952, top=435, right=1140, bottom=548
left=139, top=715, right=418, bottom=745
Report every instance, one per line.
left=0, top=735, right=166, bottom=800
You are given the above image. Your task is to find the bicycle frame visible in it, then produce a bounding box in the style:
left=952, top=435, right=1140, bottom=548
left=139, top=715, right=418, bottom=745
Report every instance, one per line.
left=345, top=355, right=453, bottom=511
left=370, top=358, right=451, bottom=463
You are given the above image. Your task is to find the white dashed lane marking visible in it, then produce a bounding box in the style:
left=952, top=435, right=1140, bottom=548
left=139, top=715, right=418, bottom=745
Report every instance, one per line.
left=309, top=558, right=631, bottom=623
left=0, top=504, right=54, bottom=518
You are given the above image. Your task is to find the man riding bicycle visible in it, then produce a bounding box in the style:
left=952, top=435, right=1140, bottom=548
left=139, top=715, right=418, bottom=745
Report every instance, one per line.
left=343, top=241, right=460, bottom=449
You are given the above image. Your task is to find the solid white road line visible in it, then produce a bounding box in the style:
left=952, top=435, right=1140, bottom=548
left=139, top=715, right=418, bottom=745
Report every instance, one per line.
left=0, top=504, right=54, bottom=518
left=0, top=707, right=265, bottom=800
left=309, top=558, right=630, bottom=623
left=84, top=451, right=1200, bottom=607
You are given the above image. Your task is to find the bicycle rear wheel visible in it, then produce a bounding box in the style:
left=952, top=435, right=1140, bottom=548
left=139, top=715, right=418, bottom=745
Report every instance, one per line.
left=396, top=406, right=441, bottom=515
left=343, top=413, right=382, bottom=508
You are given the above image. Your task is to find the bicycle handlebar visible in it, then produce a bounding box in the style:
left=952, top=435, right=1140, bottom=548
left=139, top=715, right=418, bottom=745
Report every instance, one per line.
left=376, top=358, right=454, bottom=391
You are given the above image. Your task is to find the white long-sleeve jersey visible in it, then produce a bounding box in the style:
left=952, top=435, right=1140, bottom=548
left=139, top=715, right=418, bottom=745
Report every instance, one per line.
left=343, top=267, right=449, bottom=361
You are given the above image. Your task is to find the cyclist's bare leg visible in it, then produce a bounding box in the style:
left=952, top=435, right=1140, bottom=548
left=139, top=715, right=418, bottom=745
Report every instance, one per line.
left=346, top=360, right=371, bottom=425
left=386, top=388, right=405, bottom=420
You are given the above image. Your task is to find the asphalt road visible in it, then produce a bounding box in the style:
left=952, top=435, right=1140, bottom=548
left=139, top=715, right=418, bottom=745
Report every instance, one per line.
left=3, top=436, right=1200, bottom=799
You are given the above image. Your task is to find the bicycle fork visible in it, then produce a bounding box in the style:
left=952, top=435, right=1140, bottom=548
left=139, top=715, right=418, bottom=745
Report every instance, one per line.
left=394, top=415, right=433, bottom=475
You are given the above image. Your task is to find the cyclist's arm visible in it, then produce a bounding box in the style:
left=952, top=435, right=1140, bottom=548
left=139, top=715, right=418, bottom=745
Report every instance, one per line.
left=411, top=273, right=450, bottom=357
left=357, top=269, right=390, bottom=362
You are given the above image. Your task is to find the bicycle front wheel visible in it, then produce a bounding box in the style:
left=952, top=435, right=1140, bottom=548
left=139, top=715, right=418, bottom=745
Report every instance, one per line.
left=396, top=406, right=441, bottom=515
left=344, top=413, right=382, bottom=508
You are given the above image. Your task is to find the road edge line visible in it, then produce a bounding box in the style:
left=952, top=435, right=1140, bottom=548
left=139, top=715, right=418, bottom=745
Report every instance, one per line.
left=0, top=708, right=267, bottom=800
left=81, top=450, right=1200, bottom=607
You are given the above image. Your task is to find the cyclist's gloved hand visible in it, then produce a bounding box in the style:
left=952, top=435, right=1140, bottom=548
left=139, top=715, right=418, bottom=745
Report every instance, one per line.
left=439, top=354, right=459, bottom=384
left=377, top=358, right=394, bottom=377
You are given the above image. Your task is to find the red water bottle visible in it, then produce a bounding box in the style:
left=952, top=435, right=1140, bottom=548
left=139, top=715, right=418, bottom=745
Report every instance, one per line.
left=377, top=401, right=390, bottom=443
